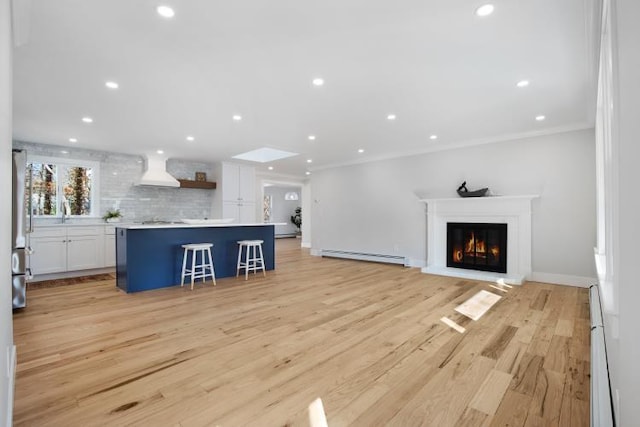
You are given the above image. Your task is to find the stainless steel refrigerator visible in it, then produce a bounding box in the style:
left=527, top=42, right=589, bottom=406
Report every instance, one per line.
left=12, top=149, right=31, bottom=309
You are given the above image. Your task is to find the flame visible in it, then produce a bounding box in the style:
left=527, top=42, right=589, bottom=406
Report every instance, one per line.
left=465, top=232, right=475, bottom=253
left=464, top=232, right=486, bottom=255
left=453, top=232, right=500, bottom=263
left=453, top=247, right=463, bottom=262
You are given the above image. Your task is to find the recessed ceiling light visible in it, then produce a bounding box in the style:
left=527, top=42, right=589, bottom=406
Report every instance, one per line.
left=232, top=115, right=242, bottom=121
left=305, top=171, right=311, bottom=176
left=156, top=5, right=175, bottom=18
left=312, top=78, right=324, bottom=86
left=60, top=150, right=68, bottom=154
left=476, top=4, right=495, bottom=17
left=516, top=80, right=530, bottom=88
left=268, top=166, right=274, bottom=170
left=307, top=159, right=313, bottom=163
left=186, top=136, right=195, bottom=141
left=82, top=117, right=93, bottom=123
left=112, top=172, right=118, bottom=176
left=387, top=114, right=396, bottom=120
left=535, top=115, right=546, bottom=121
left=358, top=149, right=364, bottom=153
left=308, top=135, right=316, bottom=141
left=429, top=135, right=438, bottom=140
left=69, top=138, right=78, bottom=143
left=105, top=81, right=119, bottom=89
left=156, top=149, right=164, bottom=154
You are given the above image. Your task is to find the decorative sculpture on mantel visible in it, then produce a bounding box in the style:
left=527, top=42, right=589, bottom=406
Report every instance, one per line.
left=456, top=181, right=489, bottom=198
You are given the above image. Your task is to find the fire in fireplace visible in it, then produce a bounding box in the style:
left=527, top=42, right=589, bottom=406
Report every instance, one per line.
left=447, top=222, right=507, bottom=273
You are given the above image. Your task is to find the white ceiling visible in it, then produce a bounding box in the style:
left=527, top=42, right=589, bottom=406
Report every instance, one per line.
left=12, top=0, right=597, bottom=178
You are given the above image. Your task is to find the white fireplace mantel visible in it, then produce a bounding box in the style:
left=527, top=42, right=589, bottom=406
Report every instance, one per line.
left=419, top=195, right=539, bottom=284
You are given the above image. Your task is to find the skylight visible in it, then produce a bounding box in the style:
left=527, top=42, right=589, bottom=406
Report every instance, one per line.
left=232, top=147, right=299, bottom=163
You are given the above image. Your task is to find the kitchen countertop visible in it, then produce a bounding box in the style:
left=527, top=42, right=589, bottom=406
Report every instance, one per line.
left=117, top=222, right=285, bottom=230
left=33, top=222, right=285, bottom=228
left=33, top=221, right=131, bottom=228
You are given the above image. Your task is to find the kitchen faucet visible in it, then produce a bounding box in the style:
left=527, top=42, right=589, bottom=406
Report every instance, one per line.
left=61, top=198, right=69, bottom=224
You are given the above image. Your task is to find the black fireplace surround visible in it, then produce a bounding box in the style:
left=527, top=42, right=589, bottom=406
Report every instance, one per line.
left=447, top=222, right=507, bottom=273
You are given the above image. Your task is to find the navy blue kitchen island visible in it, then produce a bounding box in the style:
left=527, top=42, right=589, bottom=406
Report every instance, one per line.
left=115, top=223, right=276, bottom=292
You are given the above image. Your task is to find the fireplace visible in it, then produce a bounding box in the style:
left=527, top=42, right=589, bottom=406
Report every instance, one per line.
left=447, top=222, right=507, bottom=273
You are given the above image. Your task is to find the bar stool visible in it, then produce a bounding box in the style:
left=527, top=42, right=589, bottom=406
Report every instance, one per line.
left=236, top=240, right=266, bottom=280
left=181, top=243, right=216, bottom=290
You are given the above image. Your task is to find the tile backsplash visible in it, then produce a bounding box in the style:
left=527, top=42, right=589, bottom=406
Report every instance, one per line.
left=14, top=140, right=215, bottom=224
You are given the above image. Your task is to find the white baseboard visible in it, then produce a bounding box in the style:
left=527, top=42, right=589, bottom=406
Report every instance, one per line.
left=529, top=272, right=597, bottom=288
left=407, top=258, right=426, bottom=268
left=301, top=242, right=311, bottom=248
left=310, top=248, right=322, bottom=256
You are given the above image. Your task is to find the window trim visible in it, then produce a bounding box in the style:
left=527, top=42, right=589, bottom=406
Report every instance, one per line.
left=28, top=155, right=101, bottom=218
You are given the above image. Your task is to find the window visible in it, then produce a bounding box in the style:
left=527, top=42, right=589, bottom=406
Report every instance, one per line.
left=28, top=156, right=100, bottom=217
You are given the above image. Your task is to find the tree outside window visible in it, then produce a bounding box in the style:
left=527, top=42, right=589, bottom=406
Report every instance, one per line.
left=28, top=157, right=99, bottom=217
left=65, top=166, right=92, bottom=215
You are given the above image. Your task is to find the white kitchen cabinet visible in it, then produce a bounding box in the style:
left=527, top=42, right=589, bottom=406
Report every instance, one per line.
left=104, top=226, right=116, bottom=267
left=221, top=163, right=255, bottom=203
left=223, top=201, right=256, bottom=224
left=222, top=201, right=237, bottom=220
left=238, top=165, right=255, bottom=202
left=104, top=235, right=116, bottom=267
left=215, top=163, right=256, bottom=222
left=29, top=225, right=105, bottom=275
left=239, top=202, right=256, bottom=223
left=66, top=235, right=103, bottom=271
left=66, top=226, right=104, bottom=271
left=30, top=236, right=67, bottom=274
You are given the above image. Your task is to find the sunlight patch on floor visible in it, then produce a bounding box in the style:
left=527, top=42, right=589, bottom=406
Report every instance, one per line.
left=440, top=316, right=467, bottom=334
left=308, top=397, right=328, bottom=427
left=455, top=290, right=502, bottom=321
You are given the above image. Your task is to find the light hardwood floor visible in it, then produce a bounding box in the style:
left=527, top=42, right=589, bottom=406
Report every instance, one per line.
left=13, top=239, right=590, bottom=426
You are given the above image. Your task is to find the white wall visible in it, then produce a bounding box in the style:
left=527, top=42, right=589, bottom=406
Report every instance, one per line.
left=607, top=0, right=640, bottom=423
left=301, top=181, right=311, bottom=248
left=1, top=0, right=14, bottom=424
left=310, top=129, right=597, bottom=282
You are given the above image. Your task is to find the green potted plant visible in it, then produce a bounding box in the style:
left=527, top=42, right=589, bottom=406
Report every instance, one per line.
left=290, top=207, right=301, bottom=236
left=103, top=209, right=122, bottom=223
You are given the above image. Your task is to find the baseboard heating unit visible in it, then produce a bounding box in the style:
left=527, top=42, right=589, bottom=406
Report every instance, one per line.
left=589, top=284, right=614, bottom=427
left=320, top=249, right=409, bottom=266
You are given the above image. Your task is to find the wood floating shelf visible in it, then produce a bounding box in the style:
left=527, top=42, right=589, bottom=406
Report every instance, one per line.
left=177, top=179, right=217, bottom=190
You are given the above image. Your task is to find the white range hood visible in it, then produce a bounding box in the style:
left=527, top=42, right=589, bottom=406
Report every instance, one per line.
left=138, top=157, right=180, bottom=187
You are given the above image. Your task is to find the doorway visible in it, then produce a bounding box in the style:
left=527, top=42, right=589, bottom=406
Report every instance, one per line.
left=263, top=184, right=303, bottom=238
